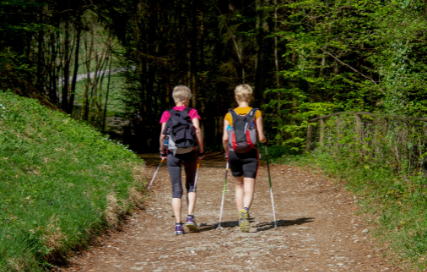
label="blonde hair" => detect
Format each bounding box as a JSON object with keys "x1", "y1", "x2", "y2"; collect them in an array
[
  {"x1": 234, "y1": 84, "x2": 253, "y2": 102},
  {"x1": 172, "y1": 85, "x2": 192, "y2": 103}
]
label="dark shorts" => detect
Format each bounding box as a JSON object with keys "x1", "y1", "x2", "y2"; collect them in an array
[
  {"x1": 167, "y1": 150, "x2": 198, "y2": 198},
  {"x1": 228, "y1": 149, "x2": 259, "y2": 178}
]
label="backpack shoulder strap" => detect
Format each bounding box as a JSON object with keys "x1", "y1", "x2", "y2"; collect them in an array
[
  {"x1": 247, "y1": 108, "x2": 258, "y2": 121},
  {"x1": 166, "y1": 108, "x2": 178, "y2": 127},
  {"x1": 249, "y1": 107, "x2": 258, "y2": 114},
  {"x1": 183, "y1": 107, "x2": 192, "y2": 113},
  {"x1": 181, "y1": 107, "x2": 192, "y2": 120},
  {"x1": 228, "y1": 108, "x2": 238, "y2": 120}
]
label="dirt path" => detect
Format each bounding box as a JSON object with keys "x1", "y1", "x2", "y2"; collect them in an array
[{"x1": 64, "y1": 153, "x2": 401, "y2": 271}]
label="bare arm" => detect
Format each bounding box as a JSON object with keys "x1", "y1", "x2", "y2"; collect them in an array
[
  {"x1": 192, "y1": 118, "x2": 204, "y2": 156},
  {"x1": 256, "y1": 116, "x2": 267, "y2": 143},
  {"x1": 159, "y1": 122, "x2": 166, "y2": 155},
  {"x1": 222, "y1": 119, "x2": 229, "y2": 153}
]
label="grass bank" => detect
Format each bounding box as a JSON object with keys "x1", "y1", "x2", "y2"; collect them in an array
[
  {"x1": 0, "y1": 91, "x2": 146, "y2": 271},
  {"x1": 277, "y1": 150, "x2": 427, "y2": 270}
]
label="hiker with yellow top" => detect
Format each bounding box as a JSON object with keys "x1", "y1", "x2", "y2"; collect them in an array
[{"x1": 222, "y1": 84, "x2": 268, "y2": 232}]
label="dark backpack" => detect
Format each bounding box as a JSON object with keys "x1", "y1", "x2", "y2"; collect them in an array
[
  {"x1": 227, "y1": 108, "x2": 258, "y2": 153},
  {"x1": 163, "y1": 107, "x2": 197, "y2": 150}
]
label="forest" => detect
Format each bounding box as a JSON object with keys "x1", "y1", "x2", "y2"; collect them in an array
[{"x1": 3, "y1": 0, "x2": 427, "y2": 152}]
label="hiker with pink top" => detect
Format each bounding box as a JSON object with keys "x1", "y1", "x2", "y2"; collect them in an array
[{"x1": 159, "y1": 85, "x2": 205, "y2": 235}]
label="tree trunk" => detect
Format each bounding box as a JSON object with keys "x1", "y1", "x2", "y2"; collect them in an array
[
  {"x1": 305, "y1": 124, "x2": 313, "y2": 152},
  {"x1": 319, "y1": 118, "x2": 325, "y2": 147},
  {"x1": 291, "y1": 52, "x2": 298, "y2": 115},
  {"x1": 82, "y1": 31, "x2": 94, "y2": 120},
  {"x1": 255, "y1": 0, "x2": 267, "y2": 104},
  {"x1": 199, "y1": 9, "x2": 206, "y2": 138},
  {"x1": 103, "y1": 55, "x2": 113, "y2": 132},
  {"x1": 48, "y1": 31, "x2": 58, "y2": 103},
  {"x1": 36, "y1": 7, "x2": 44, "y2": 92},
  {"x1": 191, "y1": 0, "x2": 198, "y2": 109},
  {"x1": 69, "y1": 26, "x2": 82, "y2": 114},
  {"x1": 273, "y1": 0, "x2": 282, "y2": 144},
  {"x1": 61, "y1": 19, "x2": 71, "y2": 110}
]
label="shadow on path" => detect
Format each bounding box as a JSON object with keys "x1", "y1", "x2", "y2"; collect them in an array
[
  {"x1": 196, "y1": 221, "x2": 239, "y2": 232},
  {"x1": 256, "y1": 217, "x2": 315, "y2": 232},
  {"x1": 195, "y1": 217, "x2": 314, "y2": 233}
]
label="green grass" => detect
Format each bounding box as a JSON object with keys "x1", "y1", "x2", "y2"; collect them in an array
[
  {"x1": 278, "y1": 150, "x2": 427, "y2": 270},
  {"x1": 0, "y1": 91, "x2": 146, "y2": 271}
]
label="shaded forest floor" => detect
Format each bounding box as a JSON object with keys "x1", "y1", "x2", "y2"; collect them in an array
[{"x1": 62, "y1": 153, "x2": 402, "y2": 271}]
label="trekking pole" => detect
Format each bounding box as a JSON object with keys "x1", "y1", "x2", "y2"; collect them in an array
[
  {"x1": 147, "y1": 158, "x2": 164, "y2": 189},
  {"x1": 264, "y1": 144, "x2": 278, "y2": 230},
  {"x1": 217, "y1": 162, "x2": 229, "y2": 230},
  {"x1": 192, "y1": 159, "x2": 201, "y2": 192}
]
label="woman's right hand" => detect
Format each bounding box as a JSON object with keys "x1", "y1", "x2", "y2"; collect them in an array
[{"x1": 262, "y1": 135, "x2": 269, "y2": 144}]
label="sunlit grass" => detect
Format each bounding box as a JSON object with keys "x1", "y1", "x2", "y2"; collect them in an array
[{"x1": 0, "y1": 91, "x2": 146, "y2": 271}]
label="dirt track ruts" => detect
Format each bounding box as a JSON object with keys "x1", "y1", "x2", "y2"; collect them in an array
[{"x1": 63, "y1": 153, "x2": 401, "y2": 271}]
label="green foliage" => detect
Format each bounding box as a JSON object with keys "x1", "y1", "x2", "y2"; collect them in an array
[
  {"x1": 0, "y1": 49, "x2": 35, "y2": 94},
  {"x1": 265, "y1": 0, "x2": 427, "y2": 151},
  {"x1": 0, "y1": 91, "x2": 145, "y2": 271},
  {"x1": 287, "y1": 114, "x2": 427, "y2": 269},
  {"x1": 259, "y1": 144, "x2": 298, "y2": 162}
]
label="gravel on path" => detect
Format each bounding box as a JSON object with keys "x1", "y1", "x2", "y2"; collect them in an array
[{"x1": 63, "y1": 152, "x2": 401, "y2": 272}]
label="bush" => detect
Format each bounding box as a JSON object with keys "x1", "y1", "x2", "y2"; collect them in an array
[{"x1": 289, "y1": 114, "x2": 427, "y2": 270}]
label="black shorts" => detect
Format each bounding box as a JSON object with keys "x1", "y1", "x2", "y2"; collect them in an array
[{"x1": 228, "y1": 149, "x2": 259, "y2": 178}]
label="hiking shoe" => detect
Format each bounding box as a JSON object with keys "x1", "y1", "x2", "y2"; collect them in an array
[
  {"x1": 239, "y1": 208, "x2": 250, "y2": 232},
  {"x1": 186, "y1": 216, "x2": 200, "y2": 232},
  {"x1": 174, "y1": 224, "x2": 184, "y2": 235}
]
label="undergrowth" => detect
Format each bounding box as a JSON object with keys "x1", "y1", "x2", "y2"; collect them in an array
[
  {"x1": 276, "y1": 150, "x2": 427, "y2": 270},
  {"x1": 0, "y1": 91, "x2": 146, "y2": 271},
  {"x1": 269, "y1": 114, "x2": 427, "y2": 270}
]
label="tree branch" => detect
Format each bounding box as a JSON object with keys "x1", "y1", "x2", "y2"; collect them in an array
[
  {"x1": 57, "y1": 5, "x2": 102, "y2": 14},
  {"x1": 324, "y1": 51, "x2": 385, "y2": 95}
]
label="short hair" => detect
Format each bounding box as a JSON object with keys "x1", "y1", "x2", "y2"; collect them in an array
[
  {"x1": 172, "y1": 85, "x2": 192, "y2": 103},
  {"x1": 234, "y1": 84, "x2": 253, "y2": 102}
]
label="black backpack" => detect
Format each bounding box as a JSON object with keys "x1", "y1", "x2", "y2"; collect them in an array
[{"x1": 163, "y1": 107, "x2": 197, "y2": 149}]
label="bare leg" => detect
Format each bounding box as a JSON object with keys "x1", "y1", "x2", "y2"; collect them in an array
[
  {"x1": 235, "y1": 176, "x2": 256, "y2": 212},
  {"x1": 234, "y1": 176, "x2": 244, "y2": 212},
  {"x1": 187, "y1": 192, "x2": 196, "y2": 215},
  {"x1": 243, "y1": 177, "x2": 255, "y2": 209},
  {"x1": 172, "y1": 198, "x2": 182, "y2": 223}
]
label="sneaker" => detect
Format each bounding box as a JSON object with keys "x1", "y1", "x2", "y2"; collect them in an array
[
  {"x1": 174, "y1": 224, "x2": 184, "y2": 235},
  {"x1": 239, "y1": 208, "x2": 250, "y2": 232},
  {"x1": 186, "y1": 215, "x2": 200, "y2": 232}
]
